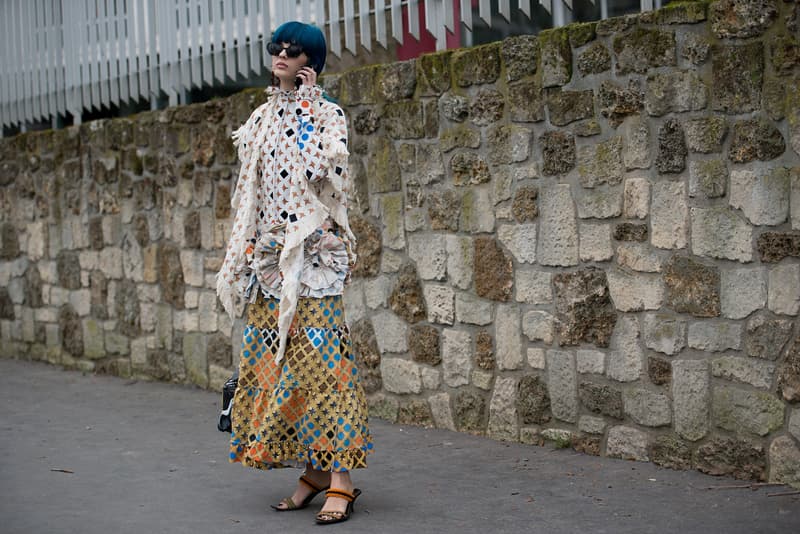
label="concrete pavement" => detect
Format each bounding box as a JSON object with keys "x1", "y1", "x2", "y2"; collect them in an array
[{"x1": 0, "y1": 358, "x2": 798, "y2": 534}]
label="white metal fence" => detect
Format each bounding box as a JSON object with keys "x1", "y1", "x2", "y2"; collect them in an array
[{"x1": 0, "y1": 0, "x2": 658, "y2": 132}]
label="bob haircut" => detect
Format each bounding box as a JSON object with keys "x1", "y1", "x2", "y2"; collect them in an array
[{"x1": 271, "y1": 21, "x2": 327, "y2": 75}]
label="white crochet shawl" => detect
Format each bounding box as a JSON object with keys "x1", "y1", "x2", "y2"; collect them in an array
[{"x1": 216, "y1": 85, "x2": 355, "y2": 364}]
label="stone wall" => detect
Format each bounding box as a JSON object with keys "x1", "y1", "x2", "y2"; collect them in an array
[{"x1": 2, "y1": 0, "x2": 800, "y2": 486}]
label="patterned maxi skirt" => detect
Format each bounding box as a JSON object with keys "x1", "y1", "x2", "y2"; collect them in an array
[{"x1": 229, "y1": 294, "x2": 373, "y2": 472}]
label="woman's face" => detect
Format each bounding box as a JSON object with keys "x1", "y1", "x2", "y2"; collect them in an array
[{"x1": 271, "y1": 42, "x2": 310, "y2": 84}]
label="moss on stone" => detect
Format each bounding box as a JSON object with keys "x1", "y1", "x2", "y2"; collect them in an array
[
  {"x1": 383, "y1": 100, "x2": 425, "y2": 139},
  {"x1": 771, "y1": 35, "x2": 800, "y2": 75},
  {"x1": 654, "y1": 1, "x2": 709, "y2": 25},
  {"x1": 613, "y1": 27, "x2": 676, "y2": 75},
  {"x1": 339, "y1": 64, "x2": 380, "y2": 105},
  {"x1": 439, "y1": 124, "x2": 481, "y2": 152},
  {"x1": 568, "y1": 22, "x2": 597, "y2": 47},
  {"x1": 539, "y1": 27, "x2": 572, "y2": 87},
  {"x1": 417, "y1": 49, "x2": 452, "y2": 95},
  {"x1": 451, "y1": 42, "x2": 501, "y2": 87}
]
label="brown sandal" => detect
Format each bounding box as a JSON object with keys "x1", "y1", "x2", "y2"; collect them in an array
[
  {"x1": 270, "y1": 475, "x2": 330, "y2": 511},
  {"x1": 315, "y1": 488, "x2": 362, "y2": 525}
]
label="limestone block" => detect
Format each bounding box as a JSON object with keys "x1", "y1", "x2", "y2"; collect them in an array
[
  {"x1": 343, "y1": 281, "x2": 365, "y2": 324},
  {"x1": 672, "y1": 359, "x2": 709, "y2": 441},
  {"x1": 364, "y1": 276, "x2": 391, "y2": 310},
  {"x1": 789, "y1": 410, "x2": 800, "y2": 442},
  {"x1": 617, "y1": 243, "x2": 663, "y2": 273},
  {"x1": 381, "y1": 194, "x2": 406, "y2": 250},
  {"x1": 643, "y1": 313, "x2": 686, "y2": 355},
  {"x1": 455, "y1": 292, "x2": 492, "y2": 326},
  {"x1": 372, "y1": 311, "x2": 409, "y2": 354},
  {"x1": 547, "y1": 350, "x2": 578, "y2": 423},
  {"x1": 553, "y1": 268, "x2": 617, "y2": 347},
  {"x1": 522, "y1": 311, "x2": 554, "y2": 344},
  {"x1": 442, "y1": 329, "x2": 472, "y2": 387},
  {"x1": 721, "y1": 267, "x2": 767, "y2": 319},
  {"x1": 729, "y1": 117, "x2": 786, "y2": 164},
  {"x1": 607, "y1": 268, "x2": 664, "y2": 312},
  {"x1": 579, "y1": 223, "x2": 613, "y2": 262},
  {"x1": 497, "y1": 223, "x2": 537, "y2": 264},
  {"x1": 540, "y1": 28, "x2": 571, "y2": 87},
  {"x1": 515, "y1": 268, "x2": 552, "y2": 305},
  {"x1": 538, "y1": 184, "x2": 578, "y2": 267},
  {"x1": 645, "y1": 70, "x2": 708, "y2": 117},
  {"x1": 689, "y1": 160, "x2": 727, "y2": 199},
  {"x1": 607, "y1": 315, "x2": 643, "y2": 382},
  {"x1": 730, "y1": 168, "x2": 790, "y2": 226},
  {"x1": 651, "y1": 181, "x2": 687, "y2": 250},
  {"x1": 486, "y1": 124, "x2": 531, "y2": 165},
  {"x1": 712, "y1": 356, "x2": 776, "y2": 390},
  {"x1": 21, "y1": 307, "x2": 34, "y2": 342},
  {"x1": 655, "y1": 119, "x2": 687, "y2": 174},
  {"x1": 173, "y1": 310, "x2": 199, "y2": 332},
  {"x1": 745, "y1": 313, "x2": 794, "y2": 361},
  {"x1": 82, "y1": 319, "x2": 105, "y2": 359},
  {"x1": 69, "y1": 289, "x2": 91, "y2": 317},
  {"x1": 495, "y1": 304, "x2": 523, "y2": 370},
  {"x1": 691, "y1": 207, "x2": 753, "y2": 262},
  {"x1": 577, "y1": 136, "x2": 624, "y2": 188},
  {"x1": 381, "y1": 358, "x2": 422, "y2": 394},
  {"x1": 622, "y1": 116, "x2": 651, "y2": 170},
  {"x1": 474, "y1": 237, "x2": 513, "y2": 302},
  {"x1": 34, "y1": 307, "x2": 58, "y2": 323},
  {"x1": 623, "y1": 388, "x2": 672, "y2": 427},
  {"x1": 540, "y1": 131, "x2": 576, "y2": 175},
  {"x1": 576, "y1": 188, "x2": 623, "y2": 219},
  {"x1": 793, "y1": 168, "x2": 800, "y2": 230},
  {"x1": 459, "y1": 188, "x2": 495, "y2": 233},
  {"x1": 424, "y1": 284, "x2": 455, "y2": 325},
  {"x1": 769, "y1": 436, "x2": 800, "y2": 488},
  {"x1": 179, "y1": 250, "x2": 204, "y2": 288},
  {"x1": 26, "y1": 222, "x2": 46, "y2": 261},
  {"x1": 623, "y1": 177, "x2": 650, "y2": 219},
  {"x1": 578, "y1": 415, "x2": 606, "y2": 435},
  {"x1": 488, "y1": 377, "x2": 520, "y2": 441},
  {"x1": 445, "y1": 235, "x2": 473, "y2": 290},
  {"x1": 606, "y1": 425, "x2": 649, "y2": 461},
  {"x1": 471, "y1": 370, "x2": 494, "y2": 391},
  {"x1": 768, "y1": 263, "x2": 800, "y2": 316},
  {"x1": 408, "y1": 233, "x2": 447, "y2": 280},
  {"x1": 713, "y1": 386, "x2": 785, "y2": 437},
  {"x1": 577, "y1": 349, "x2": 605, "y2": 375},
  {"x1": 139, "y1": 303, "x2": 158, "y2": 332},
  {"x1": 198, "y1": 292, "x2": 218, "y2": 333},
  {"x1": 688, "y1": 321, "x2": 742, "y2": 352},
  {"x1": 711, "y1": 42, "x2": 764, "y2": 113},
  {"x1": 527, "y1": 348, "x2": 545, "y2": 370},
  {"x1": 96, "y1": 248, "x2": 122, "y2": 280},
  {"x1": 428, "y1": 392, "x2": 456, "y2": 431},
  {"x1": 184, "y1": 290, "x2": 199, "y2": 309}
]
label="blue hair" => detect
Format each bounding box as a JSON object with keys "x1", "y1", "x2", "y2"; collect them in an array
[{"x1": 271, "y1": 22, "x2": 327, "y2": 75}]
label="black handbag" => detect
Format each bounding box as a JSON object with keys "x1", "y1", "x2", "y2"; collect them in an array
[{"x1": 217, "y1": 370, "x2": 238, "y2": 433}]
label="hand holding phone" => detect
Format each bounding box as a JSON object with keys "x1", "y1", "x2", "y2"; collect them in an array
[{"x1": 295, "y1": 65, "x2": 317, "y2": 88}]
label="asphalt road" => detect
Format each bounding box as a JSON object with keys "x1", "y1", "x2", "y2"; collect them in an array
[{"x1": 1, "y1": 358, "x2": 798, "y2": 534}]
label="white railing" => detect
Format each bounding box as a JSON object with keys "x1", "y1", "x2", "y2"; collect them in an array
[{"x1": 0, "y1": 0, "x2": 657, "y2": 132}]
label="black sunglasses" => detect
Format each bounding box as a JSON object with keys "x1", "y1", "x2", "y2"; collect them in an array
[{"x1": 267, "y1": 42, "x2": 304, "y2": 58}]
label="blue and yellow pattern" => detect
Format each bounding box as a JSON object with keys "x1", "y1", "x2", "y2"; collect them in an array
[{"x1": 229, "y1": 295, "x2": 373, "y2": 472}]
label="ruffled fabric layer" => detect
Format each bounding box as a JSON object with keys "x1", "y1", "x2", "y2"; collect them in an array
[{"x1": 235, "y1": 224, "x2": 349, "y2": 303}]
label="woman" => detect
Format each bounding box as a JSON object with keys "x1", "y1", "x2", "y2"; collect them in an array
[{"x1": 216, "y1": 21, "x2": 372, "y2": 525}]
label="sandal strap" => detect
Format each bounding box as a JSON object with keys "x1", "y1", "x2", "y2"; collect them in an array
[
  {"x1": 317, "y1": 511, "x2": 345, "y2": 520},
  {"x1": 280, "y1": 497, "x2": 297, "y2": 510},
  {"x1": 298, "y1": 475, "x2": 325, "y2": 493},
  {"x1": 325, "y1": 488, "x2": 355, "y2": 502}
]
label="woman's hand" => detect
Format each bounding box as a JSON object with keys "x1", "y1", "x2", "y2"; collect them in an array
[{"x1": 296, "y1": 66, "x2": 317, "y2": 87}]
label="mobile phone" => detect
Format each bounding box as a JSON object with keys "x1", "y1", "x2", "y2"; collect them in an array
[{"x1": 295, "y1": 63, "x2": 317, "y2": 88}]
